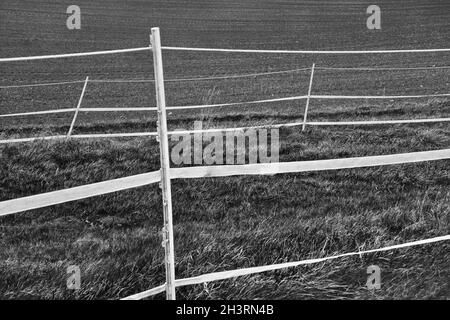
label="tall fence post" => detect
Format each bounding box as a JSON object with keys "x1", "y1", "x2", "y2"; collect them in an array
[
  {"x1": 67, "y1": 76, "x2": 89, "y2": 137},
  {"x1": 302, "y1": 63, "x2": 316, "y2": 131},
  {"x1": 151, "y1": 27, "x2": 176, "y2": 300}
]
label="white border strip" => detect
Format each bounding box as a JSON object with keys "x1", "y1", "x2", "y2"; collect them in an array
[
  {"x1": 162, "y1": 46, "x2": 450, "y2": 54},
  {"x1": 0, "y1": 47, "x2": 151, "y2": 63},
  {"x1": 175, "y1": 235, "x2": 450, "y2": 288},
  {"x1": 0, "y1": 171, "x2": 161, "y2": 217}
]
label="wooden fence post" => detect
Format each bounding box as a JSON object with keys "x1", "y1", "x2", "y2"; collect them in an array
[{"x1": 151, "y1": 27, "x2": 176, "y2": 300}]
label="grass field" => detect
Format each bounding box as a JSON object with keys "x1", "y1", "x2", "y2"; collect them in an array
[{"x1": 0, "y1": 0, "x2": 449, "y2": 299}]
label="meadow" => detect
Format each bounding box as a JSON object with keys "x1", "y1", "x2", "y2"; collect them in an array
[{"x1": 0, "y1": 0, "x2": 449, "y2": 299}]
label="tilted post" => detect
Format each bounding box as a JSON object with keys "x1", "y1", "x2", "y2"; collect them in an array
[
  {"x1": 67, "y1": 76, "x2": 89, "y2": 137},
  {"x1": 151, "y1": 27, "x2": 176, "y2": 300},
  {"x1": 302, "y1": 63, "x2": 316, "y2": 131}
]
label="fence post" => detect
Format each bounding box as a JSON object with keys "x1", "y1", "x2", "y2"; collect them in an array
[
  {"x1": 151, "y1": 27, "x2": 176, "y2": 300},
  {"x1": 67, "y1": 76, "x2": 89, "y2": 137},
  {"x1": 302, "y1": 63, "x2": 315, "y2": 131}
]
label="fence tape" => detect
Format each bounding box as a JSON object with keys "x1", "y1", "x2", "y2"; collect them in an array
[
  {"x1": 307, "y1": 118, "x2": 450, "y2": 126},
  {"x1": 1, "y1": 117, "x2": 449, "y2": 144},
  {"x1": 170, "y1": 149, "x2": 450, "y2": 180},
  {"x1": 123, "y1": 234, "x2": 450, "y2": 299},
  {"x1": 79, "y1": 107, "x2": 158, "y2": 112},
  {"x1": 0, "y1": 109, "x2": 76, "y2": 118},
  {"x1": 316, "y1": 65, "x2": 450, "y2": 71},
  {"x1": 0, "y1": 80, "x2": 85, "y2": 89},
  {"x1": 311, "y1": 93, "x2": 450, "y2": 99},
  {"x1": 175, "y1": 235, "x2": 450, "y2": 288},
  {"x1": 121, "y1": 284, "x2": 166, "y2": 300},
  {"x1": 0, "y1": 171, "x2": 161, "y2": 217},
  {"x1": 3, "y1": 64, "x2": 449, "y2": 88},
  {"x1": 0, "y1": 47, "x2": 151, "y2": 63},
  {"x1": 2, "y1": 149, "x2": 448, "y2": 217},
  {"x1": 166, "y1": 95, "x2": 308, "y2": 110},
  {"x1": 162, "y1": 46, "x2": 450, "y2": 54}
]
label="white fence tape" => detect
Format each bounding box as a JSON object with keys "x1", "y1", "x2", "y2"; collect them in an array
[
  {"x1": 162, "y1": 46, "x2": 450, "y2": 54},
  {"x1": 0, "y1": 47, "x2": 151, "y2": 63},
  {"x1": 122, "y1": 234, "x2": 450, "y2": 299},
  {"x1": 1, "y1": 149, "x2": 448, "y2": 217},
  {"x1": 0, "y1": 80, "x2": 85, "y2": 89},
  {"x1": 1, "y1": 117, "x2": 449, "y2": 145},
  {"x1": 166, "y1": 95, "x2": 308, "y2": 110},
  {"x1": 1, "y1": 45, "x2": 450, "y2": 64},
  {"x1": 79, "y1": 107, "x2": 158, "y2": 112},
  {"x1": 311, "y1": 93, "x2": 450, "y2": 99},
  {"x1": 307, "y1": 118, "x2": 450, "y2": 126},
  {"x1": 0, "y1": 109, "x2": 76, "y2": 118},
  {"x1": 0, "y1": 133, "x2": 159, "y2": 144},
  {"x1": 0, "y1": 171, "x2": 161, "y2": 217},
  {"x1": 170, "y1": 149, "x2": 450, "y2": 180},
  {"x1": 175, "y1": 235, "x2": 450, "y2": 288},
  {"x1": 316, "y1": 66, "x2": 450, "y2": 71},
  {"x1": 3, "y1": 64, "x2": 449, "y2": 89},
  {"x1": 121, "y1": 284, "x2": 166, "y2": 300}
]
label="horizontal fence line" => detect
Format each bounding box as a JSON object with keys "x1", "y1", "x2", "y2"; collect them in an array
[
  {"x1": 170, "y1": 149, "x2": 450, "y2": 180},
  {"x1": 307, "y1": 118, "x2": 450, "y2": 125},
  {"x1": 122, "y1": 234, "x2": 450, "y2": 300},
  {"x1": 168, "y1": 117, "x2": 450, "y2": 135},
  {"x1": 0, "y1": 171, "x2": 161, "y2": 217},
  {"x1": 0, "y1": 47, "x2": 151, "y2": 63},
  {"x1": 2, "y1": 45, "x2": 450, "y2": 63},
  {"x1": 166, "y1": 95, "x2": 308, "y2": 110},
  {"x1": 174, "y1": 235, "x2": 450, "y2": 289},
  {"x1": 121, "y1": 284, "x2": 166, "y2": 300},
  {"x1": 0, "y1": 109, "x2": 77, "y2": 118},
  {"x1": 316, "y1": 65, "x2": 450, "y2": 71},
  {"x1": 311, "y1": 93, "x2": 450, "y2": 99},
  {"x1": 3, "y1": 64, "x2": 450, "y2": 88},
  {"x1": 167, "y1": 93, "x2": 450, "y2": 110},
  {"x1": 0, "y1": 80, "x2": 85, "y2": 89},
  {"x1": 79, "y1": 107, "x2": 158, "y2": 112},
  {"x1": 162, "y1": 46, "x2": 450, "y2": 54},
  {"x1": 0, "y1": 133, "x2": 158, "y2": 144},
  {"x1": 2, "y1": 90, "x2": 449, "y2": 119},
  {"x1": 91, "y1": 67, "x2": 313, "y2": 83},
  {"x1": 0, "y1": 135, "x2": 68, "y2": 144},
  {"x1": 1, "y1": 149, "x2": 448, "y2": 217},
  {"x1": 1, "y1": 117, "x2": 449, "y2": 144}
]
